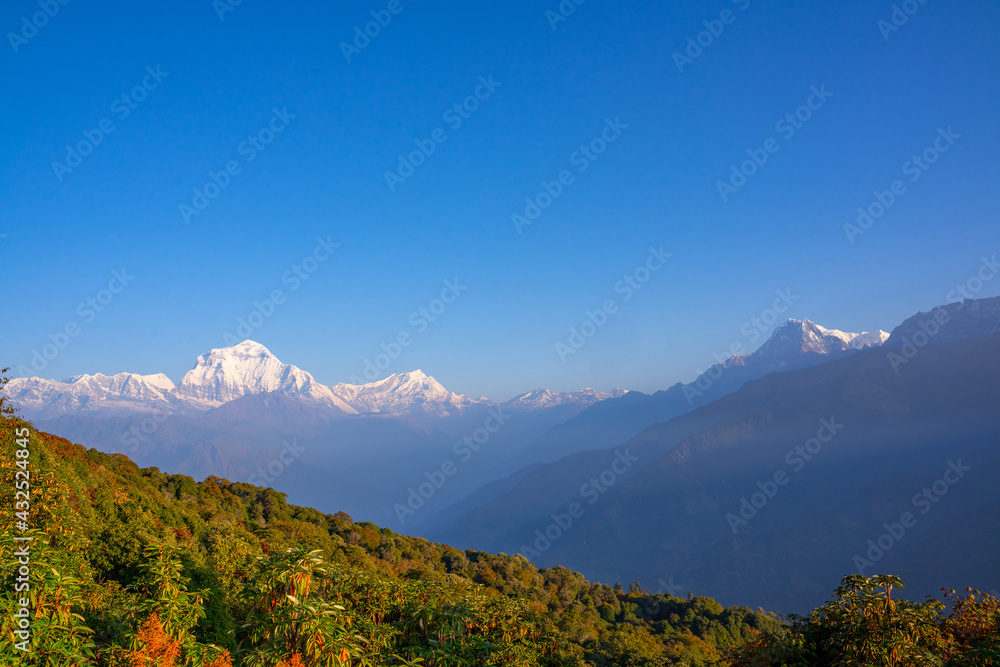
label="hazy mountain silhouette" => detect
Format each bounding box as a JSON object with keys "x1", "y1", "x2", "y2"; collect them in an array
[{"x1": 427, "y1": 300, "x2": 1000, "y2": 612}]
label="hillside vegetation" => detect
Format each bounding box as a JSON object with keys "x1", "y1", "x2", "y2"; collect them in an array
[
  {"x1": 0, "y1": 408, "x2": 782, "y2": 666},
  {"x1": 1, "y1": 376, "x2": 997, "y2": 665}
]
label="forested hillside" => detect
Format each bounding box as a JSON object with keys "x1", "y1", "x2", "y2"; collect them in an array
[
  {"x1": 2, "y1": 378, "x2": 998, "y2": 665},
  {"x1": 0, "y1": 405, "x2": 781, "y2": 666}
]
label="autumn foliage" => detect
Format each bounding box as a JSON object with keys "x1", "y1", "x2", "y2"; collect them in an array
[{"x1": 130, "y1": 613, "x2": 181, "y2": 667}]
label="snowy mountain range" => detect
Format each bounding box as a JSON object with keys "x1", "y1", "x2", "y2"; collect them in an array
[
  {"x1": 488, "y1": 317, "x2": 893, "y2": 467},
  {"x1": 1, "y1": 316, "x2": 905, "y2": 528},
  {"x1": 4, "y1": 319, "x2": 892, "y2": 422},
  {"x1": 754, "y1": 318, "x2": 889, "y2": 359},
  {"x1": 3, "y1": 371, "x2": 184, "y2": 420},
  {"x1": 503, "y1": 388, "x2": 629, "y2": 412},
  {"x1": 4, "y1": 340, "x2": 626, "y2": 420}
]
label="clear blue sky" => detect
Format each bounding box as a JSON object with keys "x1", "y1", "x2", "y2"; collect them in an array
[{"x1": 2, "y1": 0, "x2": 998, "y2": 401}]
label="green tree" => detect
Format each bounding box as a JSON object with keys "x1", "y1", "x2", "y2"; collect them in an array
[
  {"x1": 813, "y1": 575, "x2": 945, "y2": 666},
  {"x1": 0, "y1": 367, "x2": 18, "y2": 419},
  {"x1": 237, "y1": 549, "x2": 363, "y2": 667},
  {"x1": 0, "y1": 529, "x2": 97, "y2": 666}
]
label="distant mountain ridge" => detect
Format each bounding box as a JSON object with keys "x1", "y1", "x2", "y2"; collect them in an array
[
  {"x1": 5, "y1": 316, "x2": 889, "y2": 424},
  {"x1": 5, "y1": 340, "x2": 627, "y2": 421},
  {"x1": 424, "y1": 298, "x2": 1000, "y2": 612},
  {"x1": 329, "y1": 371, "x2": 484, "y2": 418},
  {"x1": 1, "y1": 315, "x2": 900, "y2": 529},
  {"x1": 4, "y1": 371, "x2": 188, "y2": 420},
  {"x1": 3, "y1": 340, "x2": 633, "y2": 525},
  {"x1": 489, "y1": 317, "x2": 891, "y2": 468},
  {"x1": 884, "y1": 296, "x2": 1000, "y2": 347},
  {"x1": 503, "y1": 388, "x2": 630, "y2": 412}
]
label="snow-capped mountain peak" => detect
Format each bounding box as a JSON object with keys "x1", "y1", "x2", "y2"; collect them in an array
[
  {"x1": 178, "y1": 341, "x2": 283, "y2": 402},
  {"x1": 329, "y1": 370, "x2": 486, "y2": 417},
  {"x1": 502, "y1": 387, "x2": 629, "y2": 412},
  {"x1": 177, "y1": 341, "x2": 356, "y2": 413},
  {"x1": 137, "y1": 373, "x2": 176, "y2": 392},
  {"x1": 755, "y1": 319, "x2": 889, "y2": 358},
  {"x1": 801, "y1": 318, "x2": 889, "y2": 351}
]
